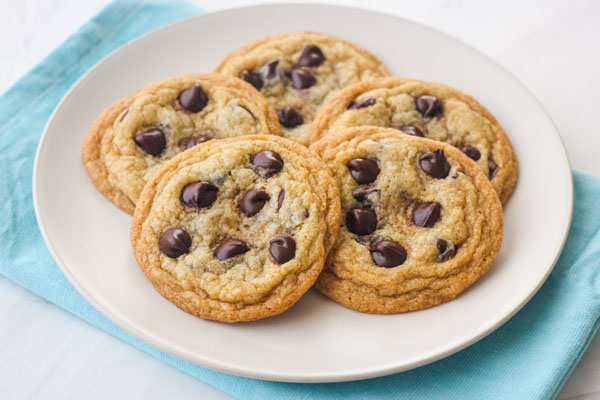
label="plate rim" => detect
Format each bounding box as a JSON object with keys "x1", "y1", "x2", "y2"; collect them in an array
[{"x1": 32, "y1": 3, "x2": 574, "y2": 383}]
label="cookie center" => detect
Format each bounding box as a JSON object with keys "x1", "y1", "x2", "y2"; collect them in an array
[{"x1": 148, "y1": 146, "x2": 321, "y2": 303}]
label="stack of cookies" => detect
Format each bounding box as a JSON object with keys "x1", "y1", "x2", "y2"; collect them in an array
[{"x1": 82, "y1": 32, "x2": 516, "y2": 323}]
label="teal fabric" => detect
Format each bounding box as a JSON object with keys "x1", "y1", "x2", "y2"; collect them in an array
[{"x1": 1, "y1": 1, "x2": 599, "y2": 398}]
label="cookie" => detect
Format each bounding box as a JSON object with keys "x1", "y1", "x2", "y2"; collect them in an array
[
  {"x1": 310, "y1": 77, "x2": 518, "y2": 203},
  {"x1": 82, "y1": 73, "x2": 282, "y2": 214},
  {"x1": 309, "y1": 127, "x2": 503, "y2": 314},
  {"x1": 215, "y1": 31, "x2": 389, "y2": 146},
  {"x1": 130, "y1": 135, "x2": 341, "y2": 322}
]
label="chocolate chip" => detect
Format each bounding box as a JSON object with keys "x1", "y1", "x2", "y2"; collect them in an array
[
  {"x1": 420, "y1": 150, "x2": 450, "y2": 178},
  {"x1": 239, "y1": 70, "x2": 263, "y2": 91},
  {"x1": 352, "y1": 186, "x2": 379, "y2": 202},
  {"x1": 488, "y1": 157, "x2": 498, "y2": 179},
  {"x1": 276, "y1": 107, "x2": 304, "y2": 128},
  {"x1": 255, "y1": 60, "x2": 281, "y2": 87},
  {"x1": 415, "y1": 95, "x2": 443, "y2": 118},
  {"x1": 159, "y1": 228, "x2": 192, "y2": 258},
  {"x1": 348, "y1": 98, "x2": 376, "y2": 110},
  {"x1": 214, "y1": 239, "x2": 249, "y2": 261},
  {"x1": 298, "y1": 45, "x2": 325, "y2": 67},
  {"x1": 347, "y1": 208, "x2": 377, "y2": 235},
  {"x1": 269, "y1": 235, "x2": 296, "y2": 264},
  {"x1": 412, "y1": 202, "x2": 441, "y2": 227},
  {"x1": 437, "y1": 239, "x2": 456, "y2": 262},
  {"x1": 181, "y1": 181, "x2": 218, "y2": 209},
  {"x1": 134, "y1": 129, "x2": 166, "y2": 156},
  {"x1": 347, "y1": 158, "x2": 380, "y2": 184},
  {"x1": 266, "y1": 60, "x2": 280, "y2": 80},
  {"x1": 291, "y1": 69, "x2": 316, "y2": 89},
  {"x1": 370, "y1": 240, "x2": 407, "y2": 268},
  {"x1": 178, "y1": 136, "x2": 212, "y2": 150},
  {"x1": 277, "y1": 190, "x2": 285, "y2": 210},
  {"x1": 251, "y1": 151, "x2": 284, "y2": 173},
  {"x1": 460, "y1": 145, "x2": 481, "y2": 161},
  {"x1": 399, "y1": 125, "x2": 424, "y2": 137},
  {"x1": 179, "y1": 84, "x2": 208, "y2": 113},
  {"x1": 239, "y1": 189, "x2": 270, "y2": 216}
]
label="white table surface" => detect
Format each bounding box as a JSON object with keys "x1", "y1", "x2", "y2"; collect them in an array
[{"x1": 1, "y1": 0, "x2": 599, "y2": 399}]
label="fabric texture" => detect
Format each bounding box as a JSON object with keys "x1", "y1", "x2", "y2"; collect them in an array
[{"x1": 1, "y1": 1, "x2": 599, "y2": 399}]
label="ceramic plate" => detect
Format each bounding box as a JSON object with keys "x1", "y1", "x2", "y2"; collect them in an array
[{"x1": 33, "y1": 4, "x2": 572, "y2": 382}]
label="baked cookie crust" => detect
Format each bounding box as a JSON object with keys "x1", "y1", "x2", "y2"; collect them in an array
[
  {"x1": 310, "y1": 127, "x2": 503, "y2": 314},
  {"x1": 310, "y1": 77, "x2": 518, "y2": 203},
  {"x1": 215, "y1": 31, "x2": 389, "y2": 146},
  {"x1": 82, "y1": 73, "x2": 281, "y2": 214},
  {"x1": 131, "y1": 135, "x2": 341, "y2": 322}
]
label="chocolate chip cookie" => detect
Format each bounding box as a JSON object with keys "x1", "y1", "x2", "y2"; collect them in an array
[
  {"x1": 130, "y1": 135, "x2": 341, "y2": 322},
  {"x1": 310, "y1": 77, "x2": 518, "y2": 203},
  {"x1": 82, "y1": 74, "x2": 282, "y2": 214},
  {"x1": 215, "y1": 32, "x2": 389, "y2": 146},
  {"x1": 309, "y1": 127, "x2": 503, "y2": 314}
]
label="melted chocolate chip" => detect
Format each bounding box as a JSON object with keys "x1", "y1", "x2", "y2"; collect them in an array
[
  {"x1": 399, "y1": 125, "x2": 424, "y2": 137},
  {"x1": 159, "y1": 228, "x2": 192, "y2": 258},
  {"x1": 298, "y1": 45, "x2": 325, "y2": 67},
  {"x1": 239, "y1": 189, "x2": 270, "y2": 216},
  {"x1": 179, "y1": 84, "x2": 208, "y2": 113},
  {"x1": 269, "y1": 235, "x2": 296, "y2": 264},
  {"x1": 214, "y1": 239, "x2": 249, "y2": 261},
  {"x1": 180, "y1": 181, "x2": 218, "y2": 209},
  {"x1": 276, "y1": 107, "x2": 304, "y2": 128},
  {"x1": 239, "y1": 70, "x2": 263, "y2": 91},
  {"x1": 134, "y1": 129, "x2": 166, "y2": 156},
  {"x1": 265, "y1": 60, "x2": 280, "y2": 80},
  {"x1": 415, "y1": 95, "x2": 443, "y2": 118},
  {"x1": 370, "y1": 240, "x2": 407, "y2": 268},
  {"x1": 420, "y1": 150, "x2": 450, "y2": 178},
  {"x1": 412, "y1": 202, "x2": 441, "y2": 227},
  {"x1": 347, "y1": 158, "x2": 380, "y2": 184},
  {"x1": 254, "y1": 60, "x2": 281, "y2": 87},
  {"x1": 251, "y1": 151, "x2": 284, "y2": 173},
  {"x1": 291, "y1": 69, "x2": 316, "y2": 89},
  {"x1": 347, "y1": 208, "x2": 377, "y2": 235},
  {"x1": 277, "y1": 190, "x2": 285, "y2": 210},
  {"x1": 488, "y1": 157, "x2": 498, "y2": 179},
  {"x1": 460, "y1": 145, "x2": 481, "y2": 161},
  {"x1": 352, "y1": 186, "x2": 379, "y2": 202},
  {"x1": 437, "y1": 239, "x2": 456, "y2": 262},
  {"x1": 178, "y1": 135, "x2": 212, "y2": 150},
  {"x1": 348, "y1": 98, "x2": 376, "y2": 110}
]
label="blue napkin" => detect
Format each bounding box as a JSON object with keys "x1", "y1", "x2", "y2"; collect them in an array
[{"x1": 1, "y1": 1, "x2": 599, "y2": 398}]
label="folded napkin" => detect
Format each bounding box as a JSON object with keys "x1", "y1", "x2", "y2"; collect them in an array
[{"x1": 1, "y1": 1, "x2": 599, "y2": 399}]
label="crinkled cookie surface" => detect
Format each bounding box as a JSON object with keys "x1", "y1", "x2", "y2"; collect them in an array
[{"x1": 310, "y1": 127, "x2": 503, "y2": 314}]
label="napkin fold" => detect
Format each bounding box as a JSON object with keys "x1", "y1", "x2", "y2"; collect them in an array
[{"x1": 1, "y1": 1, "x2": 599, "y2": 399}]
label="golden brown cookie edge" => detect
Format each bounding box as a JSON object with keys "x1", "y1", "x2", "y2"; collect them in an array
[
  {"x1": 214, "y1": 31, "x2": 389, "y2": 77},
  {"x1": 81, "y1": 93, "x2": 138, "y2": 214}
]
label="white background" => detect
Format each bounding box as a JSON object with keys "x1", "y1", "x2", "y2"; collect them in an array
[{"x1": 1, "y1": 0, "x2": 599, "y2": 399}]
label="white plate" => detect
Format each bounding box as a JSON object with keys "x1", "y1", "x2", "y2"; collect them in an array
[{"x1": 33, "y1": 4, "x2": 572, "y2": 383}]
